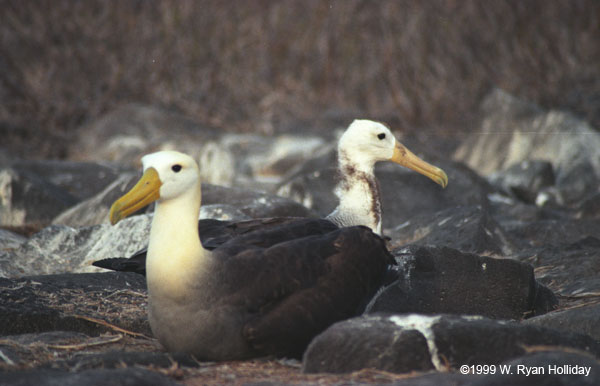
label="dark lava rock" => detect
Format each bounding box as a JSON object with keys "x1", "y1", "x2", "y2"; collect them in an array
[
  {"x1": 489, "y1": 160, "x2": 555, "y2": 204},
  {"x1": 0, "y1": 272, "x2": 149, "y2": 336},
  {"x1": 531, "y1": 245, "x2": 600, "y2": 298},
  {"x1": 52, "y1": 172, "x2": 139, "y2": 227},
  {"x1": 302, "y1": 314, "x2": 600, "y2": 375},
  {"x1": 367, "y1": 246, "x2": 557, "y2": 319},
  {"x1": 507, "y1": 227, "x2": 600, "y2": 297},
  {"x1": 0, "y1": 167, "x2": 78, "y2": 228},
  {"x1": 489, "y1": 185, "x2": 600, "y2": 237},
  {"x1": 575, "y1": 191, "x2": 600, "y2": 219},
  {"x1": 470, "y1": 351, "x2": 600, "y2": 386},
  {"x1": 504, "y1": 218, "x2": 600, "y2": 250},
  {"x1": 387, "y1": 205, "x2": 515, "y2": 256},
  {"x1": 487, "y1": 185, "x2": 600, "y2": 300},
  {"x1": 45, "y1": 351, "x2": 199, "y2": 371},
  {"x1": 277, "y1": 156, "x2": 492, "y2": 231},
  {"x1": 302, "y1": 315, "x2": 436, "y2": 374},
  {"x1": 554, "y1": 159, "x2": 600, "y2": 207},
  {"x1": 431, "y1": 315, "x2": 599, "y2": 367},
  {"x1": 11, "y1": 159, "x2": 128, "y2": 202},
  {"x1": 0, "y1": 368, "x2": 178, "y2": 386},
  {"x1": 487, "y1": 191, "x2": 571, "y2": 227},
  {"x1": 523, "y1": 303, "x2": 600, "y2": 342}
]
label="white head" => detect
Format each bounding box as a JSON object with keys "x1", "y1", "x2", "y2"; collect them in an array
[
  {"x1": 110, "y1": 150, "x2": 201, "y2": 224},
  {"x1": 338, "y1": 120, "x2": 397, "y2": 167},
  {"x1": 337, "y1": 119, "x2": 448, "y2": 187},
  {"x1": 141, "y1": 151, "x2": 200, "y2": 202}
]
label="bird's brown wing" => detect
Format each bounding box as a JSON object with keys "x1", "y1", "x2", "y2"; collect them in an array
[{"x1": 213, "y1": 225, "x2": 393, "y2": 358}]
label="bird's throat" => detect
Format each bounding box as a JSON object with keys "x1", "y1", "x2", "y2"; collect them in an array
[
  {"x1": 146, "y1": 183, "x2": 209, "y2": 298},
  {"x1": 328, "y1": 158, "x2": 382, "y2": 234}
]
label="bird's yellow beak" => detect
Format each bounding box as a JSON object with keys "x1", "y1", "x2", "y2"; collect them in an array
[
  {"x1": 391, "y1": 142, "x2": 448, "y2": 188},
  {"x1": 109, "y1": 167, "x2": 162, "y2": 225}
]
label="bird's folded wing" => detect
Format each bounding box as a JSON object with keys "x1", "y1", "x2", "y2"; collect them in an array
[{"x1": 215, "y1": 226, "x2": 392, "y2": 357}]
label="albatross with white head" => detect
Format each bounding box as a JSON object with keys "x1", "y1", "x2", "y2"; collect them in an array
[
  {"x1": 109, "y1": 150, "x2": 393, "y2": 359},
  {"x1": 327, "y1": 119, "x2": 447, "y2": 234}
]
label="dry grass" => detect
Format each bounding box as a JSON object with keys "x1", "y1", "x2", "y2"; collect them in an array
[{"x1": 1, "y1": 0, "x2": 599, "y2": 158}]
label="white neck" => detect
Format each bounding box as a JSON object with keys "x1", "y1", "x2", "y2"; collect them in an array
[
  {"x1": 146, "y1": 178, "x2": 209, "y2": 299},
  {"x1": 326, "y1": 150, "x2": 382, "y2": 234}
]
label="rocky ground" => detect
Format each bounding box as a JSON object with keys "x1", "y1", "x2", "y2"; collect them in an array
[{"x1": 1, "y1": 89, "x2": 600, "y2": 385}]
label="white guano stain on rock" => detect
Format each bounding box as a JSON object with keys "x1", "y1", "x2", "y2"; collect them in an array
[{"x1": 388, "y1": 314, "x2": 443, "y2": 371}]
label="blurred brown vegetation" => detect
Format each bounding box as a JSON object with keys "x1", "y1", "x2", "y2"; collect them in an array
[{"x1": 1, "y1": 0, "x2": 599, "y2": 158}]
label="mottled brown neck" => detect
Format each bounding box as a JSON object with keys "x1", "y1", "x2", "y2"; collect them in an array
[{"x1": 327, "y1": 150, "x2": 382, "y2": 233}]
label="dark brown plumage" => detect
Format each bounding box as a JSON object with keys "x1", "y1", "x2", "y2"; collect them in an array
[{"x1": 208, "y1": 223, "x2": 392, "y2": 358}]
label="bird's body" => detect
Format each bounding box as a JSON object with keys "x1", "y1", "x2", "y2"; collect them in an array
[
  {"x1": 149, "y1": 222, "x2": 389, "y2": 359},
  {"x1": 108, "y1": 150, "x2": 393, "y2": 359},
  {"x1": 94, "y1": 120, "x2": 447, "y2": 276}
]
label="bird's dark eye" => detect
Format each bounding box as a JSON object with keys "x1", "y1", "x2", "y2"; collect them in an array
[
  {"x1": 377, "y1": 133, "x2": 386, "y2": 140},
  {"x1": 172, "y1": 165, "x2": 182, "y2": 172}
]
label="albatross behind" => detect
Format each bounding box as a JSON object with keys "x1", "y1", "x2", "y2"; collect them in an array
[{"x1": 94, "y1": 120, "x2": 447, "y2": 275}]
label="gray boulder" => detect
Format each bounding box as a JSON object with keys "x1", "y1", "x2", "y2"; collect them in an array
[
  {"x1": 0, "y1": 167, "x2": 78, "y2": 228},
  {"x1": 302, "y1": 314, "x2": 600, "y2": 374},
  {"x1": 454, "y1": 89, "x2": 600, "y2": 207},
  {"x1": 52, "y1": 172, "x2": 139, "y2": 227},
  {"x1": 387, "y1": 205, "x2": 515, "y2": 256},
  {"x1": 68, "y1": 104, "x2": 329, "y2": 189},
  {"x1": 10, "y1": 160, "x2": 126, "y2": 202},
  {"x1": 0, "y1": 228, "x2": 26, "y2": 250},
  {"x1": 523, "y1": 303, "x2": 600, "y2": 342},
  {"x1": 0, "y1": 215, "x2": 152, "y2": 277},
  {"x1": 220, "y1": 133, "x2": 329, "y2": 188},
  {"x1": 507, "y1": 225, "x2": 600, "y2": 297},
  {"x1": 304, "y1": 315, "x2": 436, "y2": 374},
  {"x1": 489, "y1": 160, "x2": 555, "y2": 204},
  {"x1": 69, "y1": 103, "x2": 217, "y2": 167},
  {"x1": 367, "y1": 246, "x2": 557, "y2": 319},
  {"x1": 0, "y1": 160, "x2": 131, "y2": 229}
]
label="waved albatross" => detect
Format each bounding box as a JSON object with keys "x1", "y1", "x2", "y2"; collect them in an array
[
  {"x1": 94, "y1": 119, "x2": 447, "y2": 274},
  {"x1": 109, "y1": 150, "x2": 394, "y2": 359}
]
